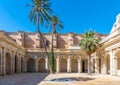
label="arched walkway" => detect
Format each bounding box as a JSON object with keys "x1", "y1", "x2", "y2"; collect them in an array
[
  {"x1": 38, "y1": 58, "x2": 46, "y2": 73},
  {"x1": 6, "y1": 53, "x2": 11, "y2": 74},
  {"x1": 60, "y1": 59, "x2": 67, "y2": 72},
  {"x1": 71, "y1": 59, "x2": 78, "y2": 72},
  {"x1": 27, "y1": 58, "x2": 35, "y2": 72}
]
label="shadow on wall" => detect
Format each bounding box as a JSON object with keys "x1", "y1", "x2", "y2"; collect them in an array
[
  {"x1": 24, "y1": 33, "x2": 35, "y2": 48},
  {"x1": 57, "y1": 35, "x2": 67, "y2": 48}
]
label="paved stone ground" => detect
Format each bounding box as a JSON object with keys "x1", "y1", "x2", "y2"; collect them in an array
[
  {"x1": 0, "y1": 73, "x2": 120, "y2": 85},
  {"x1": 0, "y1": 73, "x2": 48, "y2": 85}
]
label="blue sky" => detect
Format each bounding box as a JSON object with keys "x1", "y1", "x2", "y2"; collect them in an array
[{"x1": 0, "y1": 0, "x2": 120, "y2": 34}]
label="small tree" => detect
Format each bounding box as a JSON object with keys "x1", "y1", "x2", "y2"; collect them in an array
[
  {"x1": 50, "y1": 45, "x2": 54, "y2": 73},
  {"x1": 79, "y1": 29, "x2": 100, "y2": 75}
]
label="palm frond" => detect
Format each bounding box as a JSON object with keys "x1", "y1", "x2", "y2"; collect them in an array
[
  {"x1": 79, "y1": 29, "x2": 100, "y2": 55},
  {"x1": 26, "y1": 0, "x2": 53, "y2": 25}
]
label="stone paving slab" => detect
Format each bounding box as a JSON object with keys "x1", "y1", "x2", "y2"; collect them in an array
[{"x1": 0, "y1": 73, "x2": 120, "y2": 85}]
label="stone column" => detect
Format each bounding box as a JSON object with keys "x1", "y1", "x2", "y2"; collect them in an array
[
  {"x1": 21, "y1": 57, "x2": 23, "y2": 72},
  {"x1": 35, "y1": 57, "x2": 38, "y2": 72},
  {"x1": 19, "y1": 55, "x2": 21, "y2": 73},
  {"x1": 67, "y1": 56, "x2": 71, "y2": 73},
  {"x1": 10, "y1": 51, "x2": 13, "y2": 74},
  {"x1": 45, "y1": 57, "x2": 49, "y2": 71},
  {"x1": 101, "y1": 56, "x2": 107, "y2": 74},
  {"x1": 16, "y1": 54, "x2": 21, "y2": 73},
  {"x1": 95, "y1": 58, "x2": 100, "y2": 74},
  {"x1": 113, "y1": 54, "x2": 117, "y2": 76},
  {"x1": 56, "y1": 57, "x2": 60, "y2": 73},
  {"x1": 22, "y1": 57, "x2": 27, "y2": 73},
  {"x1": 110, "y1": 51, "x2": 114, "y2": 76},
  {"x1": 1, "y1": 47, "x2": 6, "y2": 75},
  {"x1": 78, "y1": 57, "x2": 82, "y2": 73},
  {"x1": 35, "y1": 61, "x2": 38, "y2": 72},
  {"x1": 11, "y1": 51, "x2": 15, "y2": 74}
]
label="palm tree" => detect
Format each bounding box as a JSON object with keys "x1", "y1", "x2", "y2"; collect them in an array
[
  {"x1": 79, "y1": 29, "x2": 100, "y2": 75},
  {"x1": 48, "y1": 15, "x2": 64, "y2": 73},
  {"x1": 26, "y1": 0, "x2": 53, "y2": 73}
]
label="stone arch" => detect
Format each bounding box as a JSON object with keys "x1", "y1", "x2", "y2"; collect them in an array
[
  {"x1": 38, "y1": 58, "x2": 46, "y2": 73},
  {"x1": 15, "y1": 55, "x2": 19, "y2": 73},
  {"x1": 6, "y1": 52, "x2": 11, "y2": 74},
  {"x1": 27, "y1": 58, "x2": 35, "y2": 72},
  {"x1": 71, "y1": 59, "x2": 78, "y2": 72},
  {"x1": 60, "y1": 58, "x2": 67, "y2": 72},
  {"x1": 21, "y1": 57, "x2": 24, "y2": 72}
]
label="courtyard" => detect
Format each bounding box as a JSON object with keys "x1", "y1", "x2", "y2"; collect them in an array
[{"x1": 0, "y1": 73, "x2": 120, "y2": 85}]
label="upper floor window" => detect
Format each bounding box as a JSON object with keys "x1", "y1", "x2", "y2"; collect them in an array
[{"x1": 46, "y1": 41, "x2": 49, "y2": 47}]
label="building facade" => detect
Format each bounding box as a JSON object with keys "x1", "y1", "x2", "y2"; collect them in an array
[{"x1": 0, "y1": 14, "x2": 120, "y2": 76}]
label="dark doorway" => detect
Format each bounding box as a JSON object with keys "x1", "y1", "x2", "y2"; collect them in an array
[
  {"x1": 27, "y1": 58, "x2": 35, "y2": 72},
  {"x1": 82, "y1": 60, "x2": 85, "y2": 72}
]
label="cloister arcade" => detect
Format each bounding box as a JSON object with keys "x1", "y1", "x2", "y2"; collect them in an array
[{"x1": 25, "y1": 54, "x2": 88, "y2": 73}]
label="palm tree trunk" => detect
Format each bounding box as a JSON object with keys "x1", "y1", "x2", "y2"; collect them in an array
[
  {"x1": 88, "y1": 54, "x2": 91, "y2": 75},
  {"x1": 50, "y1": 33, "x2": 54, "y2": 73},
  {"x1": 37, "y1": 13, "x2": 52, "y2": 73}
]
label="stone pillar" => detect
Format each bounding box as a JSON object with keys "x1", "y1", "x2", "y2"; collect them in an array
[
  {"x1": 9, "y1": 51, "x2": 13, "y2": 74},
  {"x1": 35, "y1": 57, "x2": 38, "y2": 72},
  {"x1": 56, "y1": 57, "x2": 60, "y2": 73},
  {"x1": 95, "y1": 58, "x2": 100, "y2": 74},
  {"x1": 1, "y1": 47, "x2": 6, "y2": 75},
  {"x1": 19, "y1": 55, "x2": 21, "y2": 73},
  {"x1": 45, "y1": 57, "x2": 49, "y2": 71},
  {"x1": 15, "y1": 54, "x2": 21, "y2": 73},
  {"x1": 101, "y1": 56, "x2": 107, "y2": 74},
  {"x1": 23, "y1": 57, "x2": 27, "y2": 73},
  {"x1": 21, "y1": 57, "x2": 23, "y2": 72},
  {"x1": 67, "y1": 56, "x2": 71, "y2": 73},
  {"x1": 11, "y1": 51, "x2": 14, "y2": 74},
  {"x1": 113, "y1": 58, "x2": 117, "y2": 76},
  {"x1": 78, "y1": 57, "x2": 82, "y2": 73},
  {"x1": 113, "y1": 54, "x2": 117, "y2": 76},
  {"x1": 35, "y1": 58, "x2": 38, "y2": 73},
  {"x1": 110, "y1": 51, "x2": 114, "y2": 76}
]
